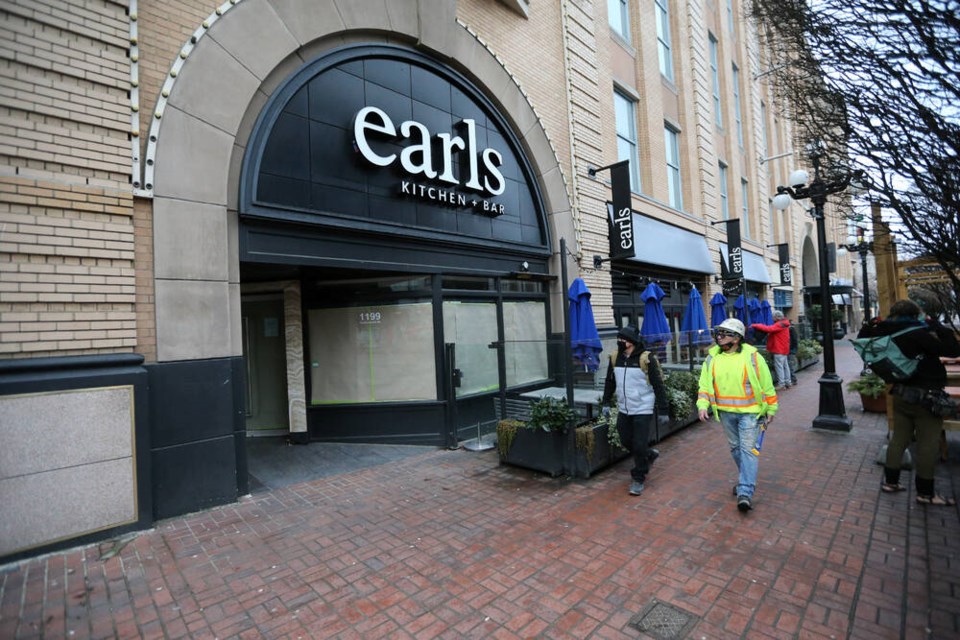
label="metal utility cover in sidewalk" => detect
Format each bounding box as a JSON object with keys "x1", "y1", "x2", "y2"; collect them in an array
[{"x1": 628, "y1": 599, "x2": 700, "y2": 639}]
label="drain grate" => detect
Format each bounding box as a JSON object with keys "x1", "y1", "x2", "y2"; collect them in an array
[{"x1": 628, "y1": 599, "x2": 699, "y2": 640}]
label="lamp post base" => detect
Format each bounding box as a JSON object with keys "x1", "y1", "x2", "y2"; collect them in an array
[{"x1": 812, "y1": 373, "x2": 852, "y2": 432}]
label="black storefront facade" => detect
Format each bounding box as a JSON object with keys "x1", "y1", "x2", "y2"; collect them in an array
[{"x1": 238, "y1": 44, "x2": 558, "y2": 448}]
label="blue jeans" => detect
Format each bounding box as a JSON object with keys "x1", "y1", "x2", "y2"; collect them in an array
[{"x1": 719, "y1": 411, "x2": 761, "y2": 498}]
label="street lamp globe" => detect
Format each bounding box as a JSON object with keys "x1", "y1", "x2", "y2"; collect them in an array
[
  {"x1": 772, "y1": 193, "x2": 792, "y2": 210},
  {"x1": 788, "y1": 169, "x2": 809, "y2": 187}
]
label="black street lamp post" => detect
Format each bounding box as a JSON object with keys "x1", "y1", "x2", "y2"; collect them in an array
[
  {"x1": 772, "y1": 144, "x2": 862, "y2": 432},
  {"x1": 840, "y1": 235, "x2": 874, "y2": 325}
]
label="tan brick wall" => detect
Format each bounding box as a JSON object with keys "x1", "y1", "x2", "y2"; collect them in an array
[
  {"x1": 0, "y1": 175, "x2": 136, "y2": 357},
  {"x1": 0, "y1": 0, "x2": 131, "y2": 184},
  {"x1": 0, "y1": 0, "x2": 138, "y2": 359}
]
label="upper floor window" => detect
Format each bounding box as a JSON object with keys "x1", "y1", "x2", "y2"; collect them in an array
[
  {"x1": 614, "y1": 90, "x2": 641, "y2": 192},
  {"x1": 726, "y1": 0, "x2": 735, "y2": 34},
  {"x1": 664, "y1": 125, "x2": 683, "y2": 209},
  {"x1": 719, "y1": 162, "x2": 730, "y2": 220},
  {"x1": 760, "y1": 101, "x2": 769, "y2": 171},
  {"x1": 732, "y1": 63, "x2": 744, "y2": 146},
  {"x1": 608, "y1": 0, "x2": 630, "y2": 41},
  {"x1": 709, "y1": 34, "x2": 722, "y2": 128},
  {"x1": 740, "y1": 177, "x2": 751, "y2": 238},
  {"x1": 655, "y1": 0, "x2": 674, "y2": 81}
]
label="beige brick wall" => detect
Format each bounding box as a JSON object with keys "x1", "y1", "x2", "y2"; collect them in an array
[
  {"x1": 0, "y1": 0, "x2": 131, "y2": 183},
  {"x1": 0, "y1": 1, "x2": 140, "y2": 359},
  {"x1": 0, "y1": 175, "x2": 136, "y2": 357}
]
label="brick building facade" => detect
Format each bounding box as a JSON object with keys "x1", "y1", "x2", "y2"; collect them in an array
[{"x1": 0, "y1": 0, "x2": 856, "y2": 560}]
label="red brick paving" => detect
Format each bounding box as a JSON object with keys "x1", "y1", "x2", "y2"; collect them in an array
[{"x1": 2, "y1": 340, "x2": 959, "y2": 638}]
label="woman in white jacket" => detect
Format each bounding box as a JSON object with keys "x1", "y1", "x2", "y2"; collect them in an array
[{"x1": 601, "y1": 326, "x2": 671, "y2": 496}]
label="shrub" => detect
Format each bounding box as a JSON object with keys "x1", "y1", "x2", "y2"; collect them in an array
[
  {"x1": 664, "y1": 370, "x2": 698, "y2": 420},
  {"x1": 797, "y1": 338, "x2": 823, "y2": 362},
  {"x1": 846, "y1": 371, "x2": 887, "y2": 399},
  {"x1": 528, "y1": 396, "x2": 577, "y2": 432}
]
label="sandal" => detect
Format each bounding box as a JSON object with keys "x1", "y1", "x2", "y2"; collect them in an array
[
  {"x1": 881, "y1": 483, "x2": 906, "y2": 493},
  {"x1": 916, "y1": 494, "x2": 957, "y2": 506}
]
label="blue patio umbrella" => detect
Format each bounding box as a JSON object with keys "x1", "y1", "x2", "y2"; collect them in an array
[
  {"x1": 760, "y1": 299, "x2": 774, "y2": 325},
  {"x1": 733, "y1": 294, "x2": 748, "y2": 325},
  {"x1": 709, "y1": 292, "x2": 728, "y2": 328},
  {"x1": 568, "y1": 277, "x2": 603, "y2": 372},
  {"x1": 680, "y1": 285, "x2": 712, "y2": 344},
  {"x1": 640, "y1": 282, "x2": 672, "y2": 343},
  {"x1": 748, "y1": 297, "x2": 763, "y2": 325}
]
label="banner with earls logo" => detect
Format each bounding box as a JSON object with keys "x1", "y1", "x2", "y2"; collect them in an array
[{"x1": 608, "y1": 160, "x2": 635, "y2": 260}]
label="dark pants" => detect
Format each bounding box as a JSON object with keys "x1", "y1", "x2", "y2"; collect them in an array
[
  {"x1": 886, "y1": 395, "x2": 943, "y2": 495},
  {"x1": 617, "y1": 412, "x2": 653, "y2": 482}
]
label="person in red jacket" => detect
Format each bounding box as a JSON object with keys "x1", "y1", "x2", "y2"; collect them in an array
[{"x1": 751, "y1": 310, "x2": 792, "y2": 389}]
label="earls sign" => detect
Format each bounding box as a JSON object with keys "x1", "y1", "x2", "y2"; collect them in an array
[{"x1": 354, "y1": 106, "x2": 507, "y2": 216}]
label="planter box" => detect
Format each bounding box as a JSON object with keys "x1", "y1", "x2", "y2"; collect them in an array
[
  {"x1": 796, "y1": 356, "x2": 819, "y2": 371},
  {"x1": 571, "y1": 422, "x2": 630, "y2": 479},
  {"x1": 860, "y1": 392, "x2": 887, "y2": 413},
  {"x1": 658, "y1": 412, "x2": 698, "y2": 440},
  {"x1": 498, "y1": 424, "x2": 566, "y2": 477}
]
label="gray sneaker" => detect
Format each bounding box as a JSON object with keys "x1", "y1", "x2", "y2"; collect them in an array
[{"x1": 629, "y1": 481, "x2": 645, "y2": 496}]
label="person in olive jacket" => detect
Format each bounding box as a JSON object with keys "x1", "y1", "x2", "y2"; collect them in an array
[
  {"x1": 857, "y1": 299, "x2": 960, "y2": 506},
  {"x1": 601, "y1": 326, "x2": 670, "y2": 496}
]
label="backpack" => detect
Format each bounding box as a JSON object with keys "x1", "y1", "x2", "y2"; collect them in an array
[{"x1": 850, "y1": 327, "x2": 924, "y2": 382}]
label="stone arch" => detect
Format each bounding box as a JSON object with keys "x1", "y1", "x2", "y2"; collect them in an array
[{"x1": 149, "y1": 0, "x2": 571, "y2": 362}]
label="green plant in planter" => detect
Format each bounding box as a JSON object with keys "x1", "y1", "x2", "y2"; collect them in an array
[
  {"x1": 496, "y1": 419, "x2": 524, "y2": 458},
  {"x1": 797, "y1": 338, "x2": 823, "y2": 362},
  {"x1": 846, "y1": 371, "x2": 887, "y2": 399},
  {"x1": 664, "y1": 370, "x2": 698, "y2": 420},
  {"x1": 528, "y1": 396, "x2": 577, "y2": 432}
]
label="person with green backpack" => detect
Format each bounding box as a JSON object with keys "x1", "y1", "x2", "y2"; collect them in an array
[{"x1": 854, "y1": 299, "x2": 960, "y2": 506}]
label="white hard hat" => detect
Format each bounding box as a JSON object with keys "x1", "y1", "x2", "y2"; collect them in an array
[{"x1": 716, "y1": 318, "x2": 745, "y2": 337}]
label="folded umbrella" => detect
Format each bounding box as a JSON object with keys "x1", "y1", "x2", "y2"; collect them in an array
[
  {"x1": 640, "y1": 282, "x2": 672, "y2": 344},
  {"x1": 568, "y1": 277, "x2": 603, "y2": 372},
  {"x1": 709, "y1": 292, "x2": 728, "y2": 328},
  {"x1": 680, "y1": 285, "x2": 712, "y2": 344}
]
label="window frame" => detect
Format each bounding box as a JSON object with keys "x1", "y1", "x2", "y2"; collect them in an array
[
  {"x1": 608, "y1": 0, "x2": 630, "y2": 42},
  {"x1": 732, "y1": 63, "x2": 744, "y2": 146},
  {"x1": 709, "y1": 34, "x2": 722, "y2": 128},
  {"x1": 655, "y1": 0, "x2": 674, "y2": 81},
  {"x1": 614, "y1": 89, "x2": 642, "y2": 192},
  {"x1": 719, "y1": 161, "x2": 730, "y2": 220},
  {"x1": 664, "y1": 124, "x2": 683, "y2": 210},
  {"x1": 740, "y1": 177, "x2": 751, "y2": 239}
]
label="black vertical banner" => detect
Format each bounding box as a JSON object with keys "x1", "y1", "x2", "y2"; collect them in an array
[
  {"x1": 608, "y1": 160, "x2": 635, "y2": 259},
  {"x1": 777, "y1": 243, "x2": 792, "y2": 285},
  {"x1": 726, "y1": 219, "x2": 743, "y2": 281}
]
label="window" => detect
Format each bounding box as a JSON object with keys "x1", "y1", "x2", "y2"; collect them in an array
[
  {"x1": 760, "y1": 101, "x2": 769, "y2": 170},
  {"x1": 614, "y1": 90, "x2": 641, "y2": 191},
  {"x1": 709, "y1": 34, "x2": 722, "y2": 127},
  {"x1": 732, "y1": 64, "x2": 744, "y2": 146},
  {"x1": 719, "y1": 162, "x2": 730, "y2": 219},
  {"x1": 726, "y1": 0, "x2": 735, "y2": 34},
  {"x1": 655, "y1": 0, "x2": 674, "y2": 81},
  {"x1": 608, "y1": 0, "x2": 630, "y2": 41},
  {"x1": 664, "y1": 125, "x2": 682, "y2": 209},
  {"x1": 740, "y1": 178, "x2": 751, "y2": 238},
  {"x1": 309, "y1": 301, "x2": 437, "y2": 403}
]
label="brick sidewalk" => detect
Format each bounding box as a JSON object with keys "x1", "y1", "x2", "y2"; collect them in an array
[{"x1": 2, "y1": 340, "x2": 959, "y2": 639}]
